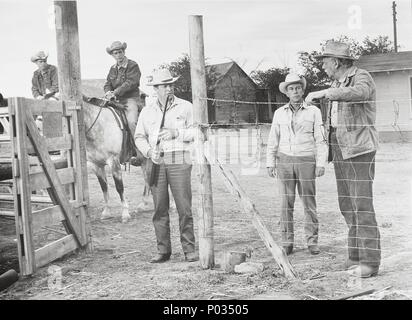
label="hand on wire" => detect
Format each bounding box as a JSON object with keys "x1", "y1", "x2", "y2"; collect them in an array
[{"x1": 305, "y1": 90, "x2": 327, "y2": 105}]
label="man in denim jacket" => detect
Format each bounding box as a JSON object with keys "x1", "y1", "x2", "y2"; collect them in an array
[
  {"x1": 104, "y1": 41, "x2": 142, "y2": 133},
  {"x1": 306, "y1": 40, "x2": 380, "y2": 278},
  {"x1": 31, "y1": 51, "x2": 59, "y2": 101}
]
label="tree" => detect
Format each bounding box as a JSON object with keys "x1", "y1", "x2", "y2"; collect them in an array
[
  {"x1": 298, "y1": 35, "x2": 395, "y2": 91},
  {"x1": 158, "y1": 53, "x2": 217, "y2": 102},
  {"x1": 250, "y1": 67, "x2": 290, "y2": 104},
  {"x1": 361, "y1": 35, "x2": 395, "y2": 55}
]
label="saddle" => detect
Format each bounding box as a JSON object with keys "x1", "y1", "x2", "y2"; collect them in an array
[{"x1": 82, "y1": 95, "x2": 145, "y2": 165}]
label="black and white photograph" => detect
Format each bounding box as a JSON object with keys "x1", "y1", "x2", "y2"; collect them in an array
[{"x1": 0, "y1": 0, "x2": 412, "y2": 304}]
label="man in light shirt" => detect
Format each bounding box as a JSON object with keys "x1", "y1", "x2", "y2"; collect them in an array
[
  {"x1": 306, "y1": 40, "x2": 380, "y2": 278},
  {"x1": 134, "y1": 68, "x2": 198, "y2": 264},
  {"x1": 266, "y1": 73, "x2": 328, "y2": 256}
]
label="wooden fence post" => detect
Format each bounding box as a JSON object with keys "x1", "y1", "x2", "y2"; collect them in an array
[
  {"x1": 54, "y1": 0, "x2": 91, "y2": 251},
  {"x1": 188, "y1": 15, "x2": 214, "y2": 268}
]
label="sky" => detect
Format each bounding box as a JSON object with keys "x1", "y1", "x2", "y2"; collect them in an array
[{"x1": 1, "y1": 0, "x2": 411, "y2": 97}]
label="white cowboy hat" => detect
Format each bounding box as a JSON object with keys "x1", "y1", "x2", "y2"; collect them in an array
[
  {"x1": 315, "y1": 40, "x2": 357, "y2": 60},
  {"x1": 279, "y1": 73, "x2": 307, "y2": 95},
  {"x1": 106, "y1": 41, "x2": 127, "y2": 55},
  {"x1": 31, "y1": 51, "x2": 48, "y2": 63},
  {"x1": 147, "y1": 69, "x2": 180, "y2": 86}
]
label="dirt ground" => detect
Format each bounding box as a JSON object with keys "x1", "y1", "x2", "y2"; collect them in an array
[{"x1": 1, "y1": 141, "x2": 412, "y2": 300}]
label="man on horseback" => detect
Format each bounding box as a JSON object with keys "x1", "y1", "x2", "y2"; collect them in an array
[
  {"x1": 104, "y1": 41, "x2": 142, "y2": 134},
  {"x1": 134, "y1": 68, "x2": 198, "y2": 264},
  {"x1": 31, "y1": 51, "x2": 59, "y2": 101}
]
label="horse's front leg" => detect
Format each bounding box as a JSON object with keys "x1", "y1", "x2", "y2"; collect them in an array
[
  {"x1": 109, "y1": 157, "x2": 131, "y2": 223},
  {"x1": 90, "y1": 163, "x2": 111, "y2": 219}
]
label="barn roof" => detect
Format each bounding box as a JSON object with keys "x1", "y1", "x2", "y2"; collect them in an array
[
  {"x1": 206, "y1": 62, "x2": 259, "y2": 89},
  {"x1": 355, "y1": 51, "x2": 412, "y2": 73}
]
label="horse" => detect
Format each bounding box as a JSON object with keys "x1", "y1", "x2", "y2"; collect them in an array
[{"x1": 82, "y1": 93, "x2": 152, "y2": 223}]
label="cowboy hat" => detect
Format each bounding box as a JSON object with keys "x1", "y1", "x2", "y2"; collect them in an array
[
  {"x1": 315, "y1": 40, "x2": 357, "y2": 60},
  {"x1": 31, "y1": 51, "x2": 48, "y2": 63},
  {"x1": 106, "y1": 41, "x2": 127, "y2": 55},
  {"x1": 147, "y1": 69, "x2": 180, "y2": 86},
  {"x1": 279, "y1": 73, "x2": 307, "y2": 95}
]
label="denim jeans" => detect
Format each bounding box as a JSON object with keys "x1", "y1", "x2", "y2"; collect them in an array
[
  {"x1": 331, "y1": 132, "x2": 381, "y2": 267},
  {"x1": 151, "y1": 153, "x2": 195, "y2": 254},
  {"x1": 277, "y1": 153, "x2": 319, "y2": 247}
]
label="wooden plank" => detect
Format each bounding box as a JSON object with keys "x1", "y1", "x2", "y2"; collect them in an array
[
  {"x1": 42, "y1": 112, "x2": 63, "y2": 138},
  {"x1": 32, "y1": 205, "x2": 65, "y2": 233},
  {"x1": 0, "y1": 107, "x2": 9, "y2": 116},
  {"x1": 26, "y1": 134, "x2": 72, "y2": 155},
  {"x1": 0, "y1": 117, "x2": 10, "y2": 135},
  {"x1": 10, "y1": 97, "x2": 36, "y2": 276},
  {"x1": 189, "y1": 15, "x2": 215, "y2": 269},
  {"x1": 203, "y1": 142, "x2": 297, "y2": 279},
  {"x1": 24, "y1": 106, "x2": 83, "y2": 247},
  {"x1": 0, "y1": 193, "x2": 52, "y2": 204},
  {"x1": 35, "y1": 234, "x2": 77, "y2": 269},
  {"x1": 55, "y1": 0, "x2": 91, "y2": 250},
  {"x1": 17, "y1": 97, "x2": 63, "y2": 116},
  {"x1": 29, "y1": 167, "x2": 74, "y2": 192},
  {"x1": 0, "y1": 141, "x2": 12, "y2": 158}
]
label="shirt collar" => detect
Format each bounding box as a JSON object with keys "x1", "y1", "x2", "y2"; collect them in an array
[
  {"x1": 40, "y1": 64, "x2": 50, "y2": 74},
  {"x1": 116, "y1": 57, "x2": 128, "y2": 69},
  {"x1": 156, "y1": 95, "x2": 176, "y2": 111},
  {"x1": 287, "y1": 101, "x2": 308, "y2": 112}
]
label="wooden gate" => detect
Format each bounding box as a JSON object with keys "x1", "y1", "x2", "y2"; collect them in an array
[{"x1": 9, "y1": 97, "x2": 90, "y2": 276}]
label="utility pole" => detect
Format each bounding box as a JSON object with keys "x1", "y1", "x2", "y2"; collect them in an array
[{"x1": 392, "y1": 1, "x2": 398, "y2": 52}]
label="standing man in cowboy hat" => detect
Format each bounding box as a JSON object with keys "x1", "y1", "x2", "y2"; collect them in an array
[
  {"x1": 104, "y1": 41, "x2": 142, "y2": 133},
  {"x1": 134, "y1": 68, "x2": 198, "y2": 264},
  {"x1": 267, "y1": 73, "x2": 327, "y2": 256},
  {"x1": 31, "y1": 51, "x2": 59, "y2": 101},
  {"x1": 305, "y1": 40, "x2": 381, "y2": 278}
]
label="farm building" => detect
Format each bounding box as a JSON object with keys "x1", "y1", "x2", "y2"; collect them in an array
[
  {"x1": 355, "y1": 51, "x2": 412, "y2": 141},
  {"x1": 206, "y1": 62, "x2": 269, "y2": 124}
]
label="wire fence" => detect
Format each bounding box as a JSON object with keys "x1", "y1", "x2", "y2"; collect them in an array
[{"x1": 189, "y1": 96, "x2": 411, "y2": 265}]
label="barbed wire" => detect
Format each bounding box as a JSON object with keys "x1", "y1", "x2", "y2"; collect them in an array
[{"x1": 200, "y1": 96, "x2": 412, "y2": 106}]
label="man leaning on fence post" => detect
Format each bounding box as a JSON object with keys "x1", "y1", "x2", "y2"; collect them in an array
[
  {"x1": 305, "y1": 40, "x2": 381, "y2": 278},
  {"x1": 266, "y1": 73, "x2": 328, "y2": 256}
]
